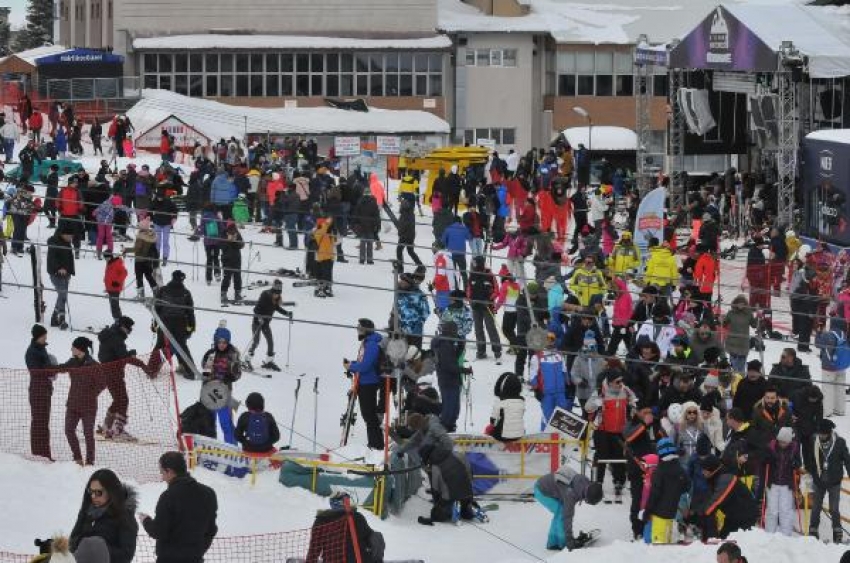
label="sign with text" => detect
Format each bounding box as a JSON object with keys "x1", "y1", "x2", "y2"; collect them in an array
[
  {"x1": 334, "y1": 136, "x2": 361, "y2": 157},
  {"x1": 546, "y1": 407, "x2": 587, "y2": 440},
  {"x1": 376, "y1": 136, "x2": 401, "y2": 155}
]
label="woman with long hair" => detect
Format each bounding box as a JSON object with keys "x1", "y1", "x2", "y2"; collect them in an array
[{"x1": 69, "y1": 468, "x2": 138, "y2": 563}]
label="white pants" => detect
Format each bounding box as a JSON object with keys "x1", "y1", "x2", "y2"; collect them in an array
[
  {"x1": 766, "y1": 485, "x2": 796, "y2": 536},
  {"x1": 821, "y1": 370, "x2": 846, "y2": 416}
]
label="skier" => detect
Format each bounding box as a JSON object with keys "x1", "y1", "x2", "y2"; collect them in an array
[
  {"x1": 200, "y1": 322, "x2": 242, "y2": 444},
  {"x1": 353, "y1": 189, "x2": 380, "y2": 265},
  {"x1": 643, "y1": 437, "x2": 689, "y2": 544},
  {"x1": 764, "y1": 426, "x2": 800, "y2": 536},
  {"x1": 493, "y1": 265, "x2": 521, "y2": 352},
  {"x1": 468, "y1": 255, "x2": 502, "y2": 361},
  {"x1": 97, "y1": 317, "x2": 145, "y2": 441},
  {"x1": 26, "y1": 324, "x2": 56, "y2": 460},
  {"x1": 235, "y1": 392, "x2": 280, "y2": 454},
  {"x1": 220, "y1": 220, "x2": 245, "y2": 305},
  {"x1": 441, "y1": 216, "x2": 471, "y2": 289},
  {"x1": 196, "y1": 204, "x2": 223, "y2": 285},
  {"x1": 102, "y1": 249, "x2": 128, "y2": 321},
  {"x1": 60, "y1": 337, "x2": 101, "y2": 466},
  {"x1": 244, "y1": 279, "x2": 293, "y2": 372},
  {"x1": 343, "y1": 319, "x2": 385, "y2": 450},
  {"x1": 432, "y1": 320, "x2": 464, "y2": 432},
  {"x1": 805, "y1": 418, "x2": 850, "y2": 541},
  {"x1": 154, "y1": 270, "x2": 196, "y2": 378},
  {"x1": 534, "y1": 465, "x2": 603, "y2": 551},
  {"x1": 529, "y1": 335, "x2": 568, "y2": 430},
  {"x1": 46, "y1": 223, "x2": 75, "y2": 330}
]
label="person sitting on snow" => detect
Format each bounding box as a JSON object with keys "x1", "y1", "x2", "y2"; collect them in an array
[{"x1": 235, "y1": 392, "x2": 280, "y2": 454}]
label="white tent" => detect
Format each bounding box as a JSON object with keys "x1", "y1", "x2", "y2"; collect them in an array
[{"x1": 562, "y1": 126, "x2": 637, "y2": 151}]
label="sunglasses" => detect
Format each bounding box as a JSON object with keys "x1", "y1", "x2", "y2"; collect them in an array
[{"x1": 88, "y1": 488, "x2": 105, "y2": 498}]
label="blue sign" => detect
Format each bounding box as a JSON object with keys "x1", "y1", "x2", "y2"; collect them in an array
[{"x1": 35, "y1": 48, "x2": 124, "y2": 66}]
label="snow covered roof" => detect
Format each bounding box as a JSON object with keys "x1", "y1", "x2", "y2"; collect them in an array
[
  {"x1": 563, "y1": 126, "x2": 637, "y2": 150},
  {"x1": 133, "y1": 34, "x2": 452, "y2": 51},
  {"x1": 127, "y1": 89, "x2": 450, "y2": 140},
  {"x1": 0, "y1": 44, "x2": 68, "y2": 67},
  {"x1": 806, "y1": 129, "x2": 850, "y2": 145}
]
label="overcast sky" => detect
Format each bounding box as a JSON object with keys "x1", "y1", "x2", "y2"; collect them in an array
[{"x1": 5, "y1": 0, "x2": 28, "y2": 27}]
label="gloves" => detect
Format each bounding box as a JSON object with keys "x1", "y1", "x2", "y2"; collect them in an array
[
  {"x1": 427, "y1": 282, "x2": 434, "y2": 293},
  {"x1": 284, "y1": 310, "x2": 293, "y2": 319},
  {"x1": 128, "y1": 349, "x2": 137, "y2": 357}
]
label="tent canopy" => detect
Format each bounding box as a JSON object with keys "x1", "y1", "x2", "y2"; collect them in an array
[
  {"x1": 670, "y1": 3, "x2": 850, "y2": 78},
  {"x1": 562, "y1": 126, "x2": 637, "y2": 151}
]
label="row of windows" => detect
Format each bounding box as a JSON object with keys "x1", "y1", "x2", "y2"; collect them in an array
[
  {"x1": 463, "y1": 49, "x2": 518, "y2": 68},
  {"x1": 142, "y1": 51, "x2": 444, "y2": 98},
  {"x1": 555, "y1": 51, "x2": 668, "y2": 97},
  {"x1": 456, "y1": 128, "x2": 516, "y2": 146},
  {"x1": 60, "y1": 1, "x2": 112, "y2": 21}
]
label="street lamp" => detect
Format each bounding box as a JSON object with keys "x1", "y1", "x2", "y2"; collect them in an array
[{"x1": 572, "y1": 106, "x2": 592, "y2": 154}]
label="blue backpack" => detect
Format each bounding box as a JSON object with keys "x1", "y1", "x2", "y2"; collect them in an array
[
  {"x1": 245, "y1": 412, "x2": 270, "y2": 446},
  {"x1": 830, "y1": 331, "x2": 850, "y2": 371}
]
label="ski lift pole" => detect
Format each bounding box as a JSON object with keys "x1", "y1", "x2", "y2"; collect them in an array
[{"x1": 312, "y1": 377, "x2": 319, "y2": 452}]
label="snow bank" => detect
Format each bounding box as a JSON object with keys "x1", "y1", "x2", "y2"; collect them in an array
[
  {"x1": 133, "y1": 34, "x2": 452, "y2": 51},
  {"x1": 806, "y1": 129, "x2": 850, "y2": 145}
]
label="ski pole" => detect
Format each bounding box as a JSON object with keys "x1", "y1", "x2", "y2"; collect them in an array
[
  {"x1": 285, "y1": 315, "x2": 293, "y2": 370},
  {"x1": 760, "y1": 464, "x2": 770, "y2": 529},
  {"x1": 312, "y1": 377, "x2": 319, "y2": 453},
  {"x1": 288, "y1": 376, "x2": 302, "y2": 448},
  {"x1": 793, "y1": 470, "x2": 803, "y2": 534}
]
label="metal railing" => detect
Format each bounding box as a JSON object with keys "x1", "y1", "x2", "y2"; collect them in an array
[{"x1": 41, "y1": 75, "x2": 142, "y2": 101}]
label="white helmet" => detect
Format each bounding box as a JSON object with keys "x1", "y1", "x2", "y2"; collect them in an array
[{"x1": 797, "y1": 244, "x2": 812, "y2": 261}]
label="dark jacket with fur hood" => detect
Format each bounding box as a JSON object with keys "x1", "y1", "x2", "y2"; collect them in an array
[{"x1": 70, "y1": 484, "x2": 139, "y2": 563}]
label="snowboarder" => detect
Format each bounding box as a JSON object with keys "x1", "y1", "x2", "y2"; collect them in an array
[
  {"x1": 534, "y1": 465, "x2": 603, "y2": 551},
  {"x1": 244, "y1": 279, "x2": 293, "y2": 372},
  {"x1": 235, "y1": 392, "x2": 280, "y2": 453},
  {"x1": 200, "y1": 322, "x2": 242, "y2": 444}
]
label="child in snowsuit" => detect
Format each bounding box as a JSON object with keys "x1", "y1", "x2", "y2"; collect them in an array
[
  {"x1": 235, "y1": 392, "x2": 281, "y2": 453},
  {"x1": 639, "y1": 453, "x2": 660, "y2": 542},
  {"x1": 529, "y1": 340, "x2": 568, "y2": 430},
  {"x1": 764, "y1": 427, "x2": 801, "y2": 536},
  {"x1": 644, "y1": 437, "x2": 690, "y2": 544},
  {"x1": 534, "y1": 465, "x2": 604, "y2": 551},
  {"x1": 201, "y1": 322, "x2": 242, "y2": 444}
]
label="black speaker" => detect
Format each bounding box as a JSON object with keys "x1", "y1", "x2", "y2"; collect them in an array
[{"x1": 819, "y1": 88, "x2": 844, "y2": 120}]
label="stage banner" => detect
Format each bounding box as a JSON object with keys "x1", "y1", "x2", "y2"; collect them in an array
[{"x1": 634, "y1": 186, "x2": 666, "y2": 262}]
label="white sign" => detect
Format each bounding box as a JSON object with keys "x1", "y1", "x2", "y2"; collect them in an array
[
  {"x1": 423, "y1": 98, "x2": 436, "y2": 109},
  {"x1": 376, "y1": 136, "x2": 401, "y2": 155},
  {"x1": 477, "y1": 138, "x2": 497, "y2": 151},
  {"x1": 135, "y1": 115, "x2": 211, "y2": 150},
  {"x1": 284, "y1": 100, "x2": 298, "y2": 109},
  {"x1": 334, "y1": 136, "x2": 361, "y2": 157}
]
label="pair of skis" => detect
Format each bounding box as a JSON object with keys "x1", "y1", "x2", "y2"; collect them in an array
[{"x1": 340, "y1": 372, "x2": 360, "y2": 446}]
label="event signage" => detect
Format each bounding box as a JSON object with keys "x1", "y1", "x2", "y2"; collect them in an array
[
  {"x1": 376, "y1": 136, "x2": 401, "y2": 155},
  {"x1": 334, "y1": 136, "x2": 361, "y2": 157}
]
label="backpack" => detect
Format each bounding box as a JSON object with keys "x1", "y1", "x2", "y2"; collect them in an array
[
  {"x1": 830, "y1": 331, "x2": 850, "y2": 371},
  {"x1": 366, "y1": 530, "x2": 385, "y2": 563},
  {"x1": 205, "y1": 219, "x2": 219, "y2": 239},
  {"x1": 245, "y1": 412, "x2": 270, "y2": 446}
]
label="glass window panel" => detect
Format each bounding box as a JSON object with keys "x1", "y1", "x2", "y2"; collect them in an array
[
  {"x1": 189, "y1": 74, "x2": 203, "y2": 96},
  {"x1": 236, "y1": 75, "x2": 249, "y2": 96},
  {"x1": 596, "y1": 74, "x2": 613, "y2": 96},
  {"x1": 370, "y1": 54, "x2": 383, "y2": 72},
  {"x1": 492, "y1": 129, "x2": 503, "y2": 144},
  {"x1": 400, "y1": 74, "x2": 413, "y2": 96},
  {"x1": 144, "y1": 74, "x2": 157, "y2": 89},
  {"x1": 653, "y1": 75, "x2": 668, "y2": 97},
  {"x1": 576, "y1": 52, "x2": 593, "y2": 73},
  {"x1": 503, "y1": 49, "x2": 517, "y2": 67},
  {"x1": 311, "y1": 53, "x2": 323, "y2": 72},
  {"x1": 251, "y1": 75, "x2": 263, "y2": 96},
  {"x1": 416, "y1": 74, "x2": 428, "y2": 96},
  {"x1": 464, "y1": 129, "x2": 474, "y2": 145},
  {"x1": 385, "y1": 53, "x2": 399, "y2": 72},
  {"x1": 263, "y1": 54, "x2": 278, "y2": 73},
  {"x1": 577, "y1": 74, "x2": 594, "y2": 95},
  {"x1": 399, "y1": 53, "x2": 413, "y2": 71},
  {"x1": 158, "y1": 54, "x2": 172, "y2": 72},
  {"x1": 558, "y1": 74, "x2": 575, "y2": 96},
  {"x1": 428, "y1": 74, "x2": 442, "y2": 96},
  {"x1": 341, "y1": 75, "x2": 353, "y2": 96},
  {"x1": 205, "y1": 54, "x2": 218, "y2": 72},
  {"x1": 220, "y1": 75, "x2": 233, "y2": 96},
  {"x1": 281, "y1": 75, "x2": 293, "y2": 96},
  {"x1": 266, "y1": 75, "x2": 279, "y2": 96},
  {"x1": 465, "y1": 49, "x2": 475, "y2": 66},
  {"x1": 616, "y1": 75, "x2": 633, "y2": 96},
  {"x1": 595, "y1": 52, "x2": 613, "y2": 73},
  {"x1": 341, "y1": 54, "x2": 353, "y2": 72},
  {"x1": 615, "y1": 52, "x2": 633, "y2": 74},
  {"x1": 429, "y1": 54, "x2": 442, "y2": 72},
  {"x1": 490, "y1": 50, "x2": 502, "y2": 67},
  {"x1": 356, "y1": 54, "x2": 369, "y2": 72},
  {"x1": 326, "y1": 75, "x2": 339, "y2": 97},
  {"x1": 385, "y1": 74, "x2": 398, "y2": 96},
  {"x1": 311, "y1": 75, "x2": 322, "y2": 96},
  {"x1": 221, "y1": 54, "x2": 233, "y2": 72},
  {"x1": 475, "y1": 128, "x2": 489, "y2": 142},
  {"x1": 326, "y1": 53, "x2": 339, "y2": 72},
  {"x1": 414, "y1": 54, "x2": 428, "y2": 72},
  {"x1": 205, "y1": 75, "x2": 218, "y2": 96},
  {"x1": 556, "y1": 52, "x2": 574, "y2": 73},
  {"x1": 189, "y1": 54, "x2": 202, "y2": 72},
  {"x1": 159, "y1": 75, "x2": 171, "y2": 90},
  {"x1": 296, "y1": 54, "x2": 309, "y2": 72},
  {"x1": 296, "y1": 75, "x2": 309, "y2": 96},
  {"x1": 235, "y1": 54, "x2": 249, "y2": 71},
  {"x1": 476, "y1": 50, "x2": 490, "y2": 67},
  {"x1": 281, "y1": 54, "x2": 293, "y2": 72},
  {"x1": 370, "y1": 74, "x2": 383, "y2": 96},
  {"x1": 174, "y1": 54, "x2": 188, "y2": 73},
  {"x1": 502, "y1": 128, "x2": 516, "y2": 145},
  {"x1": 251, "y1": 54, "x2": 264, "y2": 73},
  {"x1": 356, "y1": 75, "x2": 368, "y2": 96},
  {"x1": 144, "y1": 54, "x2": 157, "y2": 72}
]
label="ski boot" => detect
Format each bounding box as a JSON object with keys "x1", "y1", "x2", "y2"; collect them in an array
[
  {"x1": 314, "y1": 286, "x2": 326, "y2": 298},
  {"x1": 495, "y1": 353, "x2": 502, "y2": 365},
  {"x1": 261, "y1": 356, "x2": 281, "y2": 372},
  {"x1": 324, "y1": 285, "x2": 334, "y2": 298},
  {"x1": 136, "y1": 288, "x2": 145, "y2": 302},
  {"x1": 58, "y1": 314, "x2": 68, "y2": 331},
  {"x1": 50, "y1": 311, "x2": 60, "y2": 328},
  {"x1": 111, "y1": 413, "x2": 138, "y2": 442},
  {"x1": 233, "y1": 292, "x2": 243, "y2": 304},
  {"x1": 214, "y1": 273, "x2": 222, "y2": 283},
  {"x1": 834, "y1": 528, "x2": 843, "y2": 544},
  {"x1": 98, "y1": 412, "x2": 116, "y2": 439},
  {"x1": 74, "y1": 249, "x2": 80, "y2": 259},
  {"x1": 221, "y1": 292, "x2": 228, "y2": 306},
  {"x1": 241, "y1": 353, "x2": 254, "y2": 372},
  {"x1": 613, "y1": 483, "x2": 624, "y2": 504}
]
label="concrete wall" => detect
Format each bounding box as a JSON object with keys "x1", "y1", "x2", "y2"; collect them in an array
[
  {"x1": 57, "y1": 0, "x2": 113, "y2": 49},
  {"x1": 455, "y1": 32, "x2": 537, "y2": 151}
]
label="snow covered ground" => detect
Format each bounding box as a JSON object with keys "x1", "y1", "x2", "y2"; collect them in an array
[{"x1": 0, "y1": 146, "x2": 848, "y2": 561}]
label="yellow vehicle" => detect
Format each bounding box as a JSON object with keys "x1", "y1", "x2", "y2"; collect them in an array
[{"x1": 404, "y1": 146, "x2": 490, "y2": 204}]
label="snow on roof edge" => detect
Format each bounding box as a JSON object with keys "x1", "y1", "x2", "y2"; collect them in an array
[
  {"x1": 805, "y1": 129, "x2": 850, "y2": 145},
  {"x1": 133, "y1": 34, "x2": 452, "y2": 51}
]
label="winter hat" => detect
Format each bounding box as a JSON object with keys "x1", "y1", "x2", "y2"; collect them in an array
[
  {"x1": 746, "y1": 359, "x2": 762, "y2": 373},
  {"x1": 696, "y1": 434, "x2": 713, "y2": 456},
  {"x1": 31, "y1": 324, "x2": 47, "y2": 340},
  {"x1": 701, "y1": 455, "x2": 723, "y2": 474},
  {"x1": 657, "y1": 437, "x2": 677, "y2": 458},
  {"x1": 329, "y1": 491, "x2": 351, "y2": 510},
  {"x1": 117, "y1": 316, "x2": 135, "y2": 331},
  {"x1": 666, "y1": 403, "x2": 684, "y2": 425},
  {"x1": 357, "y1": 318, "x2": 375, "y2": 332},
  {"x1": 213, "y1": 320, "x2": 231, "y2": 344},
  {"x1": 776, "y1": 427, "x2": 794, "y2": 445},
  {"x1": 604, "y1": 369, "x2": 624, "y2": 384},
  {"x1": 699, "y1": 394, "x2": 717, "y2": 413},
  {"x1": 818, "y1": 419, "x2": 836, "y2": 434},
  {"x1": 171, "y1": 270, "x2": 187, "y2": 282},
  {"x1": 246, "y1": 392, "x2": 265, "y2": 411},
  {"x1": 498, "y1": 264, "x2": 512, "y2": 279},
  {"x1": 670, "y1": 334, "x2": 689, "y2": 347},
  {"x1": 702, "y1": 374, "x2": 720, "y2": 390},
  {"x1": 71, "y1": 337, "x2": 93, "y2": 353},
  {"x1": 111, "y1": 195, "x2": 122, "y2": 206},
  {"x1": 585, "y1": 482, "x2": 603, "y2": 505},
  {"x1": 272, "y1": 279, "x2": 283, "y2": 293}
]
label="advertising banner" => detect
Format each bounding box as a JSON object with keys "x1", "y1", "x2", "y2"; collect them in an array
[
  {"x1": 633, "y1": 186, "x2": 666, "y2": 258},
  {"x1": 334, "y1": 136, "x2": 361, "y2": 157}
]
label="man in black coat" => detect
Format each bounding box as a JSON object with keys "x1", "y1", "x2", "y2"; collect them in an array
[
  {"x1": 140, "y1": 452, "x2": 218, "y2": 563},
  {"x1": 98, "y1": 316, "x2": 146, "y2": 439},
  {"x1": 769, "y1": 348, "x2": 812, "y2": 398},
  {"x1": 433, "y1": 320, "x2": 463, "y2": 432},
  {"x1": 791, "y1": 383, "x2": 824, "y2": 467},
  {"x1": 245, "y1": 279, "x2": 293, "y2": 372},
  {"x1": 702, "y1": 455, "x2": 758, "y2": 538},
  {"x1": 155, "y1": 271, "x2": 196, "y2": 378},
  {"x1": 395, "y1": 198, "x2": 421, "y2": 268},
  {"x1": 26, "y1": 324, "x2": 55, "y2": 459},
  {"x1": 569, "y1": 184, "x2": 588, "y2": 254},
  {"x1": 46, "y1": 224, "x2": 75, "y2": 330},
  {"x1": 468, "y1": 256, "x2": 502, "y2": 361},
  {"x1": 732, "y1": 360, "x2": 768, "y2": 420},
  {"x1": 722, "y1": 408, "x2": 769, "y2": 501},
  {"x1": 352, "y1": 192, "x2": 380, "y2": 264},
  {"x1": 805, "y1": 419, "x2": 850, "y2": 542}
]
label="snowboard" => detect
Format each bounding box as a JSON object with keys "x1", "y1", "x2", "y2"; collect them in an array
[
  {"x1": 242, "y1": 280, "x2": 271, "y2": 291},
  {"x1": 266, "y1": 268, "x2": 307, "y2": 279},
  {"x1": 292, "y1": 279, "x2": 319, "y2": 288},
  {"x1": 573, "y1": 529, "x2": 601, "y2": 549}
]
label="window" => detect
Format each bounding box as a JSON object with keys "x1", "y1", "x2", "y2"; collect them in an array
[
  {"x1": 190, "y1": 54, "x2": 202, "y2": 73},
  {"x1": 175, "y1": 53, "x2": 188, "y2": 73},
  {"x1": 557, "y1": 50, "x2": 634, "y2": 97},
  {"x1": 466, "y1": 48, "x2": 518, "y2": 67},
  {"x1": 653, "y1": 74, "x2": 669, "y2": 97},
  {"x1": 462, "y1": 127, "x2": 517, "y2": 146}
]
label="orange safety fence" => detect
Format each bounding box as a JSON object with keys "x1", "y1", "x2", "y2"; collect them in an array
[{"x1": 0, "y1": 350, "x2": 180, "y2": 483}]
